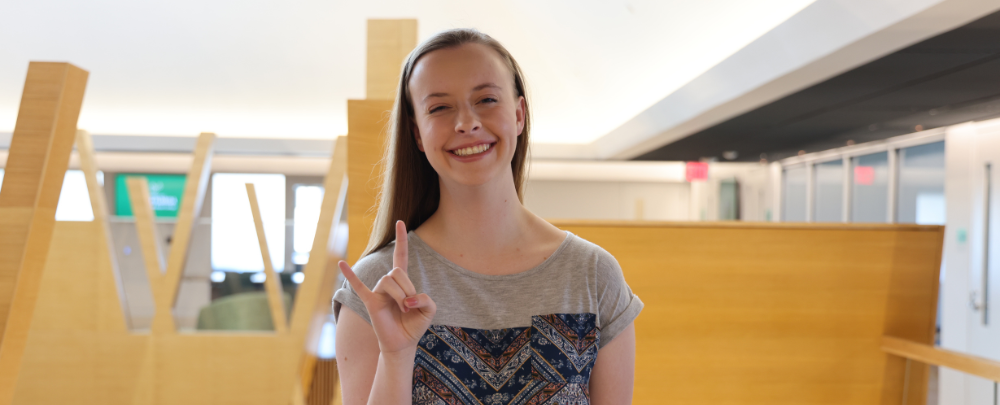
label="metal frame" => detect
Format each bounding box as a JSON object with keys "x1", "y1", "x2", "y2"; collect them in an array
[{"x1": 778, "y1": 128, "x2": 947, "y2": 223}]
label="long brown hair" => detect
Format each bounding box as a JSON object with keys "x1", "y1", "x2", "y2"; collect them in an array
[{"x1": 361, "y1": 28, "x2": 531, "y2": 258}]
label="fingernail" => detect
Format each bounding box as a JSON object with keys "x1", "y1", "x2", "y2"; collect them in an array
[{"x1": 405, "y1": 297, "x2": 418, "y2": 306}]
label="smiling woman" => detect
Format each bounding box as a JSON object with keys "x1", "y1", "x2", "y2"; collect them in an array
[{"x1": 332, "y1": 29, "x2": 642, "y2": 405}]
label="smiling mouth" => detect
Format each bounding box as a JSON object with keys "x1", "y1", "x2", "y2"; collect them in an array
[{"x1": 450, "y1": 143, "x2": 495, "y2": 157}]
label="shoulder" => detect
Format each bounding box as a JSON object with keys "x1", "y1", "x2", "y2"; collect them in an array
[
  {"x1": 351, "y1": 242, "x2": 396, "y2": 287},
  {"x1": 559, "y1": 233, "x2": 622, "y2": 278}
]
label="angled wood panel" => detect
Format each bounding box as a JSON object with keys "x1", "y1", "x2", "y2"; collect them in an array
[{"x1": 0, "y1": 62, "x2": 88, "y2": 405}]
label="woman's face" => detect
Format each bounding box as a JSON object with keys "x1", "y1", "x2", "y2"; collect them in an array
[{"x1": 408, "y1": 43, "x2": 525, "y2": 189}]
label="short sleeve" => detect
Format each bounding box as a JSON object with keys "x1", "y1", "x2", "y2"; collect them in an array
[
  {"x1": 332, "y1": 245, "x2": 394, "y2": 325},
  {"x1": 595, "y1": 251, "x2": 643, "y2": 348}
]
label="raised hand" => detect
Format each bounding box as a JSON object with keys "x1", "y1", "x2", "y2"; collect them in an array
[{"x1": 339, "y1": 220, "x2": 436, "y2": 354}]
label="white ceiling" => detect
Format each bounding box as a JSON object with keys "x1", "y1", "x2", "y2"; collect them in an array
[{"x1": 0, "y1": 0, "x2": 815, "y2": 147}]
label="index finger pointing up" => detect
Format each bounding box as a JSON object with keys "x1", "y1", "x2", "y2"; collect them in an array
[
  {"x1": 394, "y1": 220, "x2": 408, "y2": 273},
  {"x1": 339, "y1": 261, "x2": 373, "y2": 301}
]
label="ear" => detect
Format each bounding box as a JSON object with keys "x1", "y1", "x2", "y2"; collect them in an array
[
  {"x1": 412, "y1": 122, "x2": 425, "y2": 152},
  {"x1": 515, "y1": 96, "x2": 526, "y2": 137}
]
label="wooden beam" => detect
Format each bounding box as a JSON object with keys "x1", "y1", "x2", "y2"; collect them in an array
[
  {"x1": 346, "y1": 100, "x2": 393, "y2": 263},
  {"x1": 125, "y1": 176, "x2": 174, "y2": 333},
  {"x1": 77, "y1": 129, "x2": 130, "y2": 332},
  {"x1": 245, "y1": 183, "x2": 288, "y2": 334},
  {"x1": 0, "y1": 62, "x2": 88, "y2": 405},
  {"x1": 291, "y1": 136, "x2": 347, "y2": 338},
  {"x1": 366, "y1": 19, "x2": 417, "y2": 100},
  {"x1": 154, "y1": 132, "x2": 215, "y2": 334},
  {"x1": 291, "y1": 136, "x2": 347, "y2": 400},
  {"x1": 882, "y1": 336, "x2": 1000, "y2": 381}
]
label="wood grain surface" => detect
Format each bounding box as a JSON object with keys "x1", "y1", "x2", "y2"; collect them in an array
[
  {"x1": 0, "y1": 62, "x2": 88, "y2": 405},
  {"x1": 366, "y1": 19, "x2": 417, "y2": 100},
  {"x1": 552, "y1": 220, "x2": 943, "y2": 405}
]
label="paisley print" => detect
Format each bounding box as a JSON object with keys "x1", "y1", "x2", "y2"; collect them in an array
[{"x1": 413, "y1": 314, "x2": 600, "y2": 405}]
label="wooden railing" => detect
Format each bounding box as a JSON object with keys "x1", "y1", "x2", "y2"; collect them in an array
[{"x1": 882, "y1": 336, "x2": 1000, "y2": 381}]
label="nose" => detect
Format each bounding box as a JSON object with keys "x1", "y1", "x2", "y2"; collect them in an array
[{"x1": 454, "y1": 105, "x2": 481, "y2": 134}]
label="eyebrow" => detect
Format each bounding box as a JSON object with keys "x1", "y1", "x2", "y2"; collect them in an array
[{"x1": 422, "y1": 82, "x2": 502, "y2": 102}]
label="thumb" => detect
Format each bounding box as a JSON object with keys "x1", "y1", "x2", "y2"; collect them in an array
[{"x1": 404, "y1": 293, "x2": 436, "y2": 317}]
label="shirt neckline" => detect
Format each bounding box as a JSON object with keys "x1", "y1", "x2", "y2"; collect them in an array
[{"x1": 408, "y1": 230, "x2": 574, "y2": 281}]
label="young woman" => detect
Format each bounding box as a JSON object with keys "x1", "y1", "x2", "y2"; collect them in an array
[{"x1": 333, "y1": 29, "x2": 643, "y2": 405}]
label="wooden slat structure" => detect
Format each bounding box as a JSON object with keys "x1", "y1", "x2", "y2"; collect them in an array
[
  {"x1": 550, "y1": 220, "x2": 943, "y2": 405},
  {"x1": 6, "y1": 77, "x2": 351, "y2": 403},
  {"x1": 0, "y1": 62, "x2": 89, "y2": 405}
]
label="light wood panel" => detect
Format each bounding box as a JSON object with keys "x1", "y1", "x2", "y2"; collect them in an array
[
  {"x1": 551, "y1": 220, "x2": 943, "y2": 405},
  {"x1": 126, "y1": 177, "x2": 166, "y2": 287},
  {"x1": 346, "y1": 100, "x2": 393, "y2": 263},
  {"x1": 76, "y1": 130, "x2": 130, "y2": 332},
  {"x1": 154, "y1": 132, "x2": 215, "y2": 334},
  {"x1": 246, "y1": 183, "x2": 288, "y2": 334},
  {"x1": 366, "y1": 19, "x2": 417, "y2": 100},
  {"x1": 0, "y1": 62, "x2": 89, "y2": 405}
]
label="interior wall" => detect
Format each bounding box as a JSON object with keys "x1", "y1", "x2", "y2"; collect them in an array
[{"x1": 524, "y1": 180, "x2": 691, "y2": 221}]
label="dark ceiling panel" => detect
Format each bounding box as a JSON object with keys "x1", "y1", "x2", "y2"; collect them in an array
[{"x1": 636, "y1": 9, "x2": 1000, "y2": 162}]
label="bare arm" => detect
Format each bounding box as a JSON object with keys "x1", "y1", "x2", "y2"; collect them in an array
[
  {"x1": 335, "y1": 307, "x2": 384, "y2": 405},
  {"x1": 589, "y1": 323, "x2": 636, "y2": 404},
  {"x1": 335, "y1": 221, "x2": 436, "y2": 405}
]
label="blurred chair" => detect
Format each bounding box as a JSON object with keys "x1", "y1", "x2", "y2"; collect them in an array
[{"x1": 196, "y1": 291, "x2": 293, "y2": 331}]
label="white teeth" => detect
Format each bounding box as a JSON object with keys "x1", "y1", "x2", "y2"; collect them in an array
[{"x1": 453, "y1": 143, "x2": 491, "y2": 157}]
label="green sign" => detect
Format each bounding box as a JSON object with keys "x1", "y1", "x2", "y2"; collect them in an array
[{"x1": 115, "y1": 174, "x2": 187, "y2": 217}]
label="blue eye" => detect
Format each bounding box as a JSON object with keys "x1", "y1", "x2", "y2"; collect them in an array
[{"x1": 481, "y1": 97, "x2": 498, "y2": 104}]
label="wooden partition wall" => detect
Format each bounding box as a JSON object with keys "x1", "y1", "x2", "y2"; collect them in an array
[{"x1": 553, "y1": 221, "x2": 943, "y2": 405}]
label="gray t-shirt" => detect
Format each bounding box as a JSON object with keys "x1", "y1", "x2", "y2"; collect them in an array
[{"x1": 332, "y1": 231, "x2": 643, "y2": 404}]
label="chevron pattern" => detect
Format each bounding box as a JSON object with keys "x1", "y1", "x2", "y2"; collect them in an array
[{"x1": 413, "y1": 314, "x2": 600, "y2": 405}]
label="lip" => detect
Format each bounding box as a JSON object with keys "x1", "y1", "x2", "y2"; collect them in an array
[{"x1": 447, "y1": 141, "x2": 497, "y2": 163}]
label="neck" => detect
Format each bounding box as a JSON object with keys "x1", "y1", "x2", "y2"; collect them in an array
[{"x1": 424, "y1": 166, "x2": 526, "y2": 249}]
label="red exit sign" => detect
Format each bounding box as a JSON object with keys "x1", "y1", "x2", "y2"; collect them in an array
[{"x1": 686, "y1": 162, "x2": 708, "y2": 182}]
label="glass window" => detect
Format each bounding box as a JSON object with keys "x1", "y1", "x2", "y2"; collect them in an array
[
  {"x1": 813, "y1": 160, "x2": 844, "y2": 222},
  {"x1": 55, "y1": 170, "x2": 99, "y2": 221},
  {"x1": 851, "y1": 152, "x2": 890, "y2": 223},
  {"x1": 2, "y1": 169, "x2": 104, "y2": 221},
  {"x1": 783, "y1": 165, "x2": 807, "y2": 221},
  {"x1": 897, "y1": 141, "x2": 945, "y2": 224},
  {"x1": 292, "y1": 185, "x2": 324, "y2": 265},
  {"x1": 211, "y1": 173, "x2": 286, "y2": 272}
]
